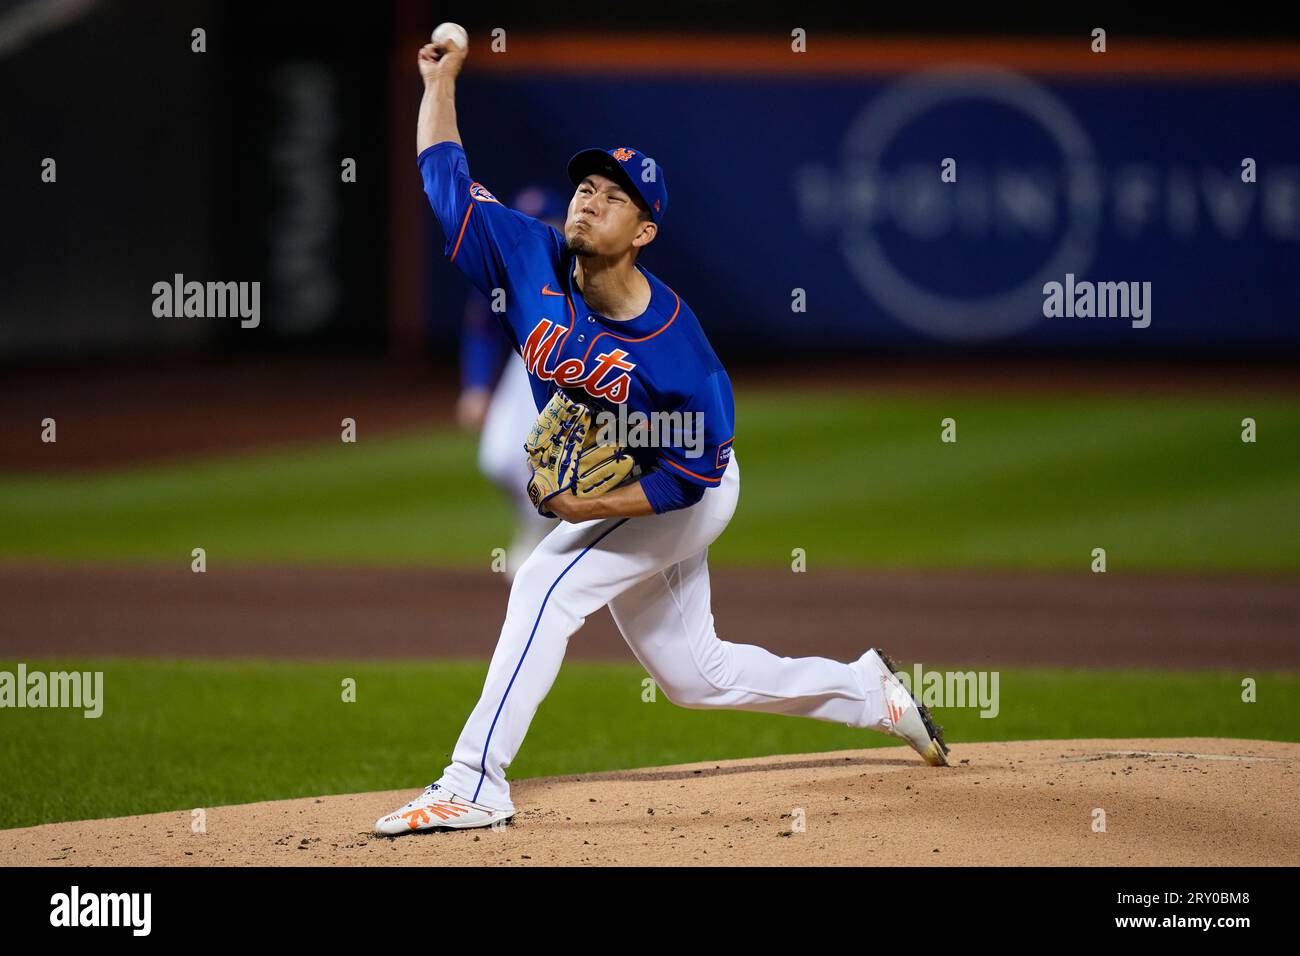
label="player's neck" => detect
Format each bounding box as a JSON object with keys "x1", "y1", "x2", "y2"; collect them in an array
[{"x1": 572, "y1": 256, "x2": 650, "y2": 322}]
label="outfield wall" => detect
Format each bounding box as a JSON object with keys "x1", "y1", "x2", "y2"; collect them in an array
[{"x1": 430, "y1": 37, "x2": 1300, "y2": 356}]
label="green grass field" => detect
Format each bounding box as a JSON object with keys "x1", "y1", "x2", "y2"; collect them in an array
[
  {"x1": 2, "y1": 391, "x2": 1297, "y2": 571},
  {"x1": 2, "y1": 658, "x2": 1296, "y2": 830},
  {"x1": 3, "y1": 390, "x2": 1297, "y2": 829}
]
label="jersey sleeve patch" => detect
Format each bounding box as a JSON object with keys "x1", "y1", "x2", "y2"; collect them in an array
[
  {"x1": 469, "y1": 182, "x2": 501, "y2": 204},
  {"x1": 715, "y1": 437, "x2": 734, "y2": 470},
  {"x1": 419, "y1": 142, "x2": 552, "y2": 312}
]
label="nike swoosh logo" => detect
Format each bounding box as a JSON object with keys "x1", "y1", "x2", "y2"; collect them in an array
[{"x1": 541, "y1": 283, "x2": 565, "y2": 297}]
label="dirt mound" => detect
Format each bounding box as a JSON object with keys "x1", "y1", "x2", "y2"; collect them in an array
[{"x1": 5, "y1": 738, "x2": 1295, "y2": 866}]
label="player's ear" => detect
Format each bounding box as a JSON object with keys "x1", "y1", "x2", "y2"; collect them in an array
[{"x1": 633, "y1": 220, "x2": 657, "y2": 252}]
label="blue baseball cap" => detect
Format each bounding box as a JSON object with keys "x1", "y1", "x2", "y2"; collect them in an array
[{"x1": 566, "y1": 146, "x2": 668, "y2": 225}]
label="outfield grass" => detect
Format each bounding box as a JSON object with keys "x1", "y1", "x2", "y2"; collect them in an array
[
  {"x1": 1, "y1": 658, "x2": 1296, "y2": 830},
  {"x1": 1, "y1": 391, "x2": 1296, "y2": 572}
]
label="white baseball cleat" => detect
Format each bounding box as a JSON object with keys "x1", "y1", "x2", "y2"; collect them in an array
[
  {"x1": 374, "y1": 783, "x2": 515, "y2": 836},
  {"x1": 856, "y1": 648, "x2": 951, "y2": 767}
]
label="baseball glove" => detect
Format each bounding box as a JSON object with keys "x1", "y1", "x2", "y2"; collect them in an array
[{"x1": 525, "y1": 391, "x2": 635, "y2": 516}]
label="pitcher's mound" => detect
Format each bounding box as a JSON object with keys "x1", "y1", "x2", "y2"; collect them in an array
[{"x1": 6, "y1": 738, "x2": 1296, "y2": 866}]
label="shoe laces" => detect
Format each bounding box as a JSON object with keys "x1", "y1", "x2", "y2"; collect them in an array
[
  {"x1": 398, "y1": 783, "x2": 443, "y2": 811},
  {"x1": 419, "y1": 783, "x2": 445, "y2": 802}
]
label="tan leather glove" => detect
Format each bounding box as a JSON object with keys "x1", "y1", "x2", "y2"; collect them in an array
[
  {"x1": 524, "y1": 391, "x2": 636, "y2": 516},
  {"x1": 525, "y1": 391, "x2": 592, "y2": 516}
]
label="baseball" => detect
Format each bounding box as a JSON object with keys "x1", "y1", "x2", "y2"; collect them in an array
[{"x1": 431, "y1": 22, "x2": 468, "y2": 51}]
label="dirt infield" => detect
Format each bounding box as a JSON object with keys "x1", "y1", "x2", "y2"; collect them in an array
[
  {"x1": 2, "y1": 563, "x2": 1296, "y2": 668},
  {"x1": 5, "y1": 738, "x2": 1295, "y2": 866}
]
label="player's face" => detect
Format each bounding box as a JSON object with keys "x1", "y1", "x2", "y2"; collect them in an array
[{"x1": 565, "y1": 174, "x2": 652, "y2": 258}]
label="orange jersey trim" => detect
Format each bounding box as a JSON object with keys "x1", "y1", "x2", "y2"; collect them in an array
[
  {"x1": 449, "y1": 182, "x2": 503, "y2": 264},
  {"x1": 449, "y1": 203, "x2": 473, "y2": 264},
  {"x1": 661, "y1": 455, "x2": 724, "y2": 485},
  {"x1": 582, "y1": 287, "x2": 682, "y2": 364}
]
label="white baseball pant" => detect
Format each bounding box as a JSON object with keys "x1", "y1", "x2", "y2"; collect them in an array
[{"x1": 434, "y1": 454, "x2": 887, "y2": 812}]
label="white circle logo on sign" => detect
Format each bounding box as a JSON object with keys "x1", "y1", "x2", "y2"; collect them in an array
[{"x1": 839, "y1": 67, "x2": 1102, "y2": 342}]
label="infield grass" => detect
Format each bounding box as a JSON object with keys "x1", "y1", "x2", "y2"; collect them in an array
[
  {"x1": 1, "y1": 391, "x2": 1296, "y2": 572},
  {"x1": 2, "y1": 657, "x2": 1296, "y2": 830}
]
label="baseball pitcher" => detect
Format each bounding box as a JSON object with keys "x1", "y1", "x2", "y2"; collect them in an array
[{"x1": 376, "y1": 31, "x2": 949, "y2": 837}]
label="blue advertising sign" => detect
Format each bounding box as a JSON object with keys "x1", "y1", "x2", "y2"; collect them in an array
[{"x1": 440, "y1": 62, "x2": 1299, "y2": 354}]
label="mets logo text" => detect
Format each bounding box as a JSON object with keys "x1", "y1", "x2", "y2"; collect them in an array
[{"x1": 522, "y1": 318, "x2": 636, "y2": 403}]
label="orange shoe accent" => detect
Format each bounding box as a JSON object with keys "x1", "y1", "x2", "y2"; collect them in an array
[
  {"x1": 400, "y1": 807, "x2": 432, "y2": 829},
  {"x1": 400, "y1": 802, "x2": 472, "y2": 829},
  {"x1": 428, "y1": 802, "x2": 470, "y2": 821}
]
